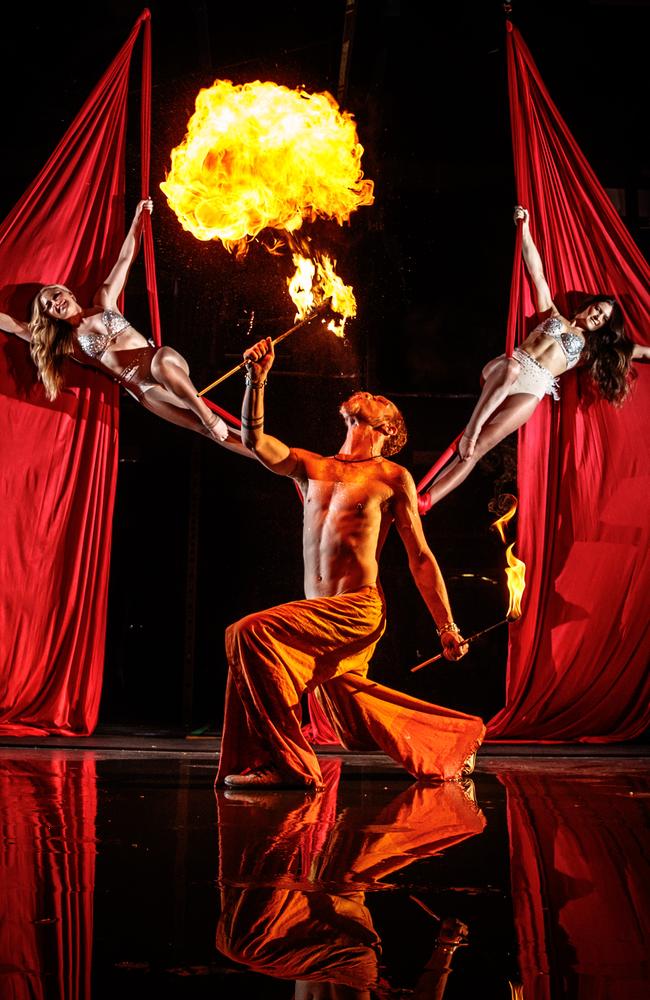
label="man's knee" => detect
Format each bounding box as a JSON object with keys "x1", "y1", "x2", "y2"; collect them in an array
[{"x1": 226, "y1": 609, "x2": 272, "y2": 645}]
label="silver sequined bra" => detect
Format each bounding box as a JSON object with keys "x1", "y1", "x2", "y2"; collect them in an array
[
  {"x1": 76, "y1": 309, "x2": 131, "y2": 359},
  {"x1": 535, "y1": 315, "x2": 584, "y2": 370}
]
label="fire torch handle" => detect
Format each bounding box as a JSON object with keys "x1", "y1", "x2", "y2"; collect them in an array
[
  {"x1": 410, "y1": 619, "x2": 510, "y2": 673},
  {"x1": 197, "y1": 302, "x2": 330, "y2": 397}
]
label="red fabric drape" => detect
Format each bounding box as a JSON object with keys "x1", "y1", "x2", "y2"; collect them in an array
[
  {"x1": 487, "y1": 24, "x2": 650, "y2": 741},
  {"x1": 502, "y1": 771, "x2": 650, "y2": 998},
  {"x1": 0, "y1": 14, "x2": 150, "y2": 735},
  {"x1": 0, "y1": 752, "x2": 97, "y2": 999}
]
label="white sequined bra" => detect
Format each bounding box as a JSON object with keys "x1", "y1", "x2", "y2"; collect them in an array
[
  {"x1": 76, "y1": 309, "x2": 131, "y2": 359},
  {"x1": 535, "y1": 316, "x2": 584, "y2": 370}
]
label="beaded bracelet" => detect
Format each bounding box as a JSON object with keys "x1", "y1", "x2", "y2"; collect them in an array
[
  {"x1": 244, "y1": 373, "x2": 267, "y2": 388},
  {"x1": 436, "y1": 621, "x2": 461, "y2": 637}
]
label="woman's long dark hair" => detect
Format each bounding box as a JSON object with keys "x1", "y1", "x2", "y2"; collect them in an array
[{"x1": 576, "y1": 295, "x2": 634, "y2": 405}]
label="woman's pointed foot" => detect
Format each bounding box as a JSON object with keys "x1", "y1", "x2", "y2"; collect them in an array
[{"x1": 206, "y1": 414, "x2": 228, "y2": 443}]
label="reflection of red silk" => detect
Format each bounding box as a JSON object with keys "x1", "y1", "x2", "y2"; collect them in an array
[
  {"x1": 216, "y1": 777, "x2": 485, "y2": 988},
  {"x1": 502, "y1": 771, "x2": 650, "y2": 998},
  {"x1": 0, "y1": 753, "x2": 97, "y2": 999}
]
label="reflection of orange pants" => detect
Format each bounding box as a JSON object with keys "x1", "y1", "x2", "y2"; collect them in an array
[
  {"x1": 216, "y1": 586, "x2": 485, "y2": 789},
  {"x1": 215, "y1": 776, "x2": 486, "y2": 991}
]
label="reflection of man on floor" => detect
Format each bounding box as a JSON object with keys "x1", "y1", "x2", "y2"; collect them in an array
[
  {"x1": 216, "y1": 760, "x2": 486, "y2": 998},
  {"x1": 216, "y1": 339, "x2": 485, "y2": 791}
]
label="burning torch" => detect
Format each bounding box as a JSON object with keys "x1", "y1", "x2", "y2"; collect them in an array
[
  {"x1": 411, "y1": 497, "x2": 526, "y2": 673},
  {"x1": 197, "y1": 302, "x2": 330, "y2": 395}
]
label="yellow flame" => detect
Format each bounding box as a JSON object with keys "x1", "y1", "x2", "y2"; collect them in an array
[
  {"x1": 505, "y1": 543, "x2": 526, "y2": 619},
  {"x1": 287, "y1": 253, "x2": 356, "y2": 337},
  {"x1": 508, "y1": 984, "x2": 525, "y2": 1000},
  {"x1": 491, "y1": 494, "x2": 518, "y2": 543},
  {"x1": 160, "y1": 79, "x2": 374, "y2": 257}
]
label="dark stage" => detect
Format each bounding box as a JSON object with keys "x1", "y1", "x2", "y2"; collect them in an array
[{"x1": 1, "y1": 737, "x2": 648, "y2": 998}]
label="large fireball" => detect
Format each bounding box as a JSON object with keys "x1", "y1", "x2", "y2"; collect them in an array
[{"x1": 160, "y1": 80, "x2": 374, "y2": 256}]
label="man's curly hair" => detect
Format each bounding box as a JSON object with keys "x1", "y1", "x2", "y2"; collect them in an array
[{"x1": 381, "y1": 403, "x2": 407, "y2": 457}]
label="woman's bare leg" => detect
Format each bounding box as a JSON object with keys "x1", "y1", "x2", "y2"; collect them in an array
[
  {"x1": 138, "y1": 390, "x2": 250, "y2": 457},
  {"x1": 419, "y1": 393, "x2": 540, "y2": 510},
  {"x1": 150, "y1": 346, "x2": 228, "y2": 442},
  {"x1": 459, "y1": 357, "x2": 521, "y2": 460},
  {"x1": 139, "y1": 391, "x2": 215, "y2": 437}
]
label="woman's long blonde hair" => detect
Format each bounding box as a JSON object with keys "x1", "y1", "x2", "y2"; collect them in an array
[{"x1": 29, "y1": 285, "x2": 76, "y2": 400}]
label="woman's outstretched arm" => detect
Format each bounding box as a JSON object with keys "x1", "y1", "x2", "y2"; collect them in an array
[
  {"x1": 514, "y1": 206, "x2": 557, "y2": 315},
  {"x1": 94, "y1": 199, "x2": 152, "y2": 309},
  {"x1": 0, "y1": 311, "x2": 31, "y2": 341}
]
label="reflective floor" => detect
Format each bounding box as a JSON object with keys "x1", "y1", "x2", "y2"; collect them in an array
[{"x1": 0, "y1": 747, "x2": 648, "y2": 999}]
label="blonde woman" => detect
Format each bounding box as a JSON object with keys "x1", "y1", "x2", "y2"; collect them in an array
[{"x1": 0, "y1": 199, "x2": 245, "y2": 453}]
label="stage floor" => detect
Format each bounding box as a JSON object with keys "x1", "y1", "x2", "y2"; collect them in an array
[{"x1": 1, "y1": 735, "x2": 648, "y2": 998}]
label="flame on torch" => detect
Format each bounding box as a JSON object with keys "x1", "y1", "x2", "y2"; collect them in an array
[
  {"x1": 491, "y1": 493, "x2": 518, "y2": 542},
  {"x1": 409, "y1": 495, "x2": 526, "y2": 673},
  {"x1": 491, "y1": 494, "x2": 525, "y2": 619},
  {"x1": 504, "y1": 542, "x2": 526, "y2": 619},
  {"x1": 287, "y1": 252, "x2": 356, "y2": 337}
]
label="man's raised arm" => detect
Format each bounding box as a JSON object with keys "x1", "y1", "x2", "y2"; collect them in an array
[{"x1": 241, "y1": 337, "x2": 303, "y2": 477}]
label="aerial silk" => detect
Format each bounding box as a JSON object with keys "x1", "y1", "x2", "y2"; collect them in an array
[
  {"x1": 485, "y1": 23, "x2": 650, "y2": 741},
  {"x1": 416, "y1": 23, "x2": 650, "y2": 743},
  {"x1": 0, "y1": 11, "x2": 237, "y2": 736},
  {"x1": 502, "y1": 770, "x2": 650, "y2": 998}
]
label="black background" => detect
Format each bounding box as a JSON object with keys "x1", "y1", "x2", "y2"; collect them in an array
[{"x1": 3, "y1": 0, "x2": 648, "y2": 732}]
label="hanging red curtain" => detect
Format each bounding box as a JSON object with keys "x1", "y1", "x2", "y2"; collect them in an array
[
  {"x1": 0, "y1": 13, "x2": 154, "y2": 736},
  {"x1": 502, "y1": 771, "x2": 650, "y2": 998},
  {"x1": 0, "y1": 752, "x2": 97, "y2": 999},
  {"x1": 484, "y1": 24, "x2": 650, "y2": 741}
]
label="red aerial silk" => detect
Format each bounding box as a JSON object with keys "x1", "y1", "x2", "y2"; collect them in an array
[
  {"x1": 0, "y1": 13, "x2": 152, "y2": 736},
  {"x1": 0, "y1": 752, "x2": 97, "y2": 999},
  {"x1": 486, "y1": 24, "x2": 650, "y2": 741},
  {"x1": 502, "y1": 770, "x2": 650, "y2": 998},
  {"x1": 0, "y1": 10, "x2": 241, "y2": 737}
]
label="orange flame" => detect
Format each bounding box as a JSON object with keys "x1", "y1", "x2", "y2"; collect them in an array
[
  {"x1": 491, "y1": 494, "x2": 518, "y2": 543},
  {"x1": 508, "y1": 984, "x2": 525, "y2": 1000},
  {"x1": 287, "y1": 253, "x2": 356, "y2": 337},
  {"x1": 505, "y1": 542, "x2": 526, "y2": 620},
  {"x1": 160, "y1": 80, "x2": 374, "y2": 257}
]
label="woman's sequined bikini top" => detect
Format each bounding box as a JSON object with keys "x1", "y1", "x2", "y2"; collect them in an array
[
  {"x1": 76, "y1": 309, "x2": 131, "y2": 360},
  {"x1": 535, "y1": 315, "x2": 585, "y2": 370}
]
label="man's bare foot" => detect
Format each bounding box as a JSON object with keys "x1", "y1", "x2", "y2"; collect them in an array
[
  {"x1": 460, "y1": 750, "x2": 477, "y2": 777},
  {"x1": 458, "y1": 431, "x2": 477, "y2": 461}
]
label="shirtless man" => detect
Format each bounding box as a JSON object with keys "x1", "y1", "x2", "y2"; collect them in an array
[{"x1": 215, "y1": 338, "x2": 485, "y2": 790}]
